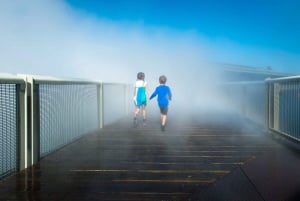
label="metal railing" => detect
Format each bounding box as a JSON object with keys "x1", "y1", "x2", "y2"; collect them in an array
[
  {"x1": 1, "y1": 72, "x2": 299, "y2": 181},
  {"x1": 0, "y1": 74, "x2": 131, "y2": 180},
  {"x1": 266, "y1": 76, "x2": 300, "y2": 141},
  {"x1": 221, "y1": 75, "x2": 300, "y2": 142},
  {"x1": 0, "y1": 74, "x2": 24, "y2": 180}
]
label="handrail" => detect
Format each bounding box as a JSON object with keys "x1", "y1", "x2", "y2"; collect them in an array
[
  {"x1": 220, "y1": 63, "x2": 293, "y2": 76},
  {"x1": 18, "y1": 74, "x2": 102, "y2": 85},
  {"x1": 220, "y1": 80, "x2": 265, "y2": 85},
  {"x1": 265, "y1": 75, "x2": 300, "y2": 82},
  {"x1": 0, "y1": 73, "x2": 24, "y2": 84}
]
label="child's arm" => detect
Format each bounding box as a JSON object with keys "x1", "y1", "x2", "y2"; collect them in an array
[
  {"x1": 133, "y1": 87, "x2": 136, "y2": 96},
  {"x1": 168, "y1": 87, "x2": 172, "y2": 100},
  {"x1": 149, "y1": 88, "x2": 157, "y2": 100}
]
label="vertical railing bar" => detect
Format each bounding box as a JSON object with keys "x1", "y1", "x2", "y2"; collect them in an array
[
  {"x1": 16, "y1": 84, "x2": 21, "y2": 172},
  {"x1": 97, "y1": 82, "x2": 103, "y2": 129}
]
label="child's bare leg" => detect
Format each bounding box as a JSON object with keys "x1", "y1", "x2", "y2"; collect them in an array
[
  {"x1": 142, "y1": 105, "x2": 147, "y2": 120},
  {"x1": 133, "y1": 107, "x2": 140, "y2": 127},
  {"x1": 141, "y1": 106, "x2": 147, "y2": 126},
  {"x1": 160, "y1": 114, "x2": 167, "y2": 131},
  {"x1": 134, "y1": 107, "x2": 140, "y2": 118},
  {"x1": 161, "y1": 115, "x2": 167, "y2": 126}
]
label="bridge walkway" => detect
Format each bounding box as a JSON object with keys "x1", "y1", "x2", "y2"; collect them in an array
[{"x1": 0, "y1": 112, "x2": 300, "y2": 201}]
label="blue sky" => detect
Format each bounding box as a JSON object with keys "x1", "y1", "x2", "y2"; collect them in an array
[
  {"x1": 66, "y1": 0, "x2": 299, "y2": 51},
  {"x1": 0, "y1": 0, "x2": 300, "y2": 81},
  {"x1": 65, "y1": 0, "x2": 300, "y2": 73}
]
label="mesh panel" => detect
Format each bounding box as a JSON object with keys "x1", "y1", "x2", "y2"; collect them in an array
[
  {"x1": 278, "y1": 81, "x2": 300, "y2": 139},
  {"x1": 39, "y1": 84, "x2": 98, "y2": 157},
  {"x1": 0, "y1": 84, "x2": 18, "y2": 179}
]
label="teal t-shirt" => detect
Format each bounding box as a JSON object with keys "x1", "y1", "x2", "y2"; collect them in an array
[{"x1": 134, "y1": 80, "x2": 147, "y2": 106}]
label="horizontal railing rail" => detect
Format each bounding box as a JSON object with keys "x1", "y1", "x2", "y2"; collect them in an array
[
  {"x1": 0, "y1": 73, "x2": 24, "y2": 84},
  {"x1": 266, "y1": 75, "x2": 300, "y2": 82},
  {"x1": 32, "y1": 75, "x2": 101, "y2": 85}
]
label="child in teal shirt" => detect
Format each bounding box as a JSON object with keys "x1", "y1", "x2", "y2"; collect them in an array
[{"x1": 133, "y1": 72, "x2": 150, "y2": 127}]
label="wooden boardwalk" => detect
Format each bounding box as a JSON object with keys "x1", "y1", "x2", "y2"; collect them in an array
[{"x1": 0, "y1": 112, "x2": 299, "y2": 201}]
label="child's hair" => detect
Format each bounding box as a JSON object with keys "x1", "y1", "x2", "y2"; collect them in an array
[
  {"x1": 159, "y1": 75, "x2": 167, "y2": 84},
  {"x1": 137, "y1": 72, "x2": 145, "y2": 80}
]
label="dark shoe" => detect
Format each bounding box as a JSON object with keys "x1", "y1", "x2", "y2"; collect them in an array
[{"x1": 161, "y1": 125, "x2": 165, "y2": 132}]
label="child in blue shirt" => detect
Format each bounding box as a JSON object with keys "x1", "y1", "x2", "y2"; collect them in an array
[{"x1": 150, "y1": 75, "x2": 172, "y2": 131}]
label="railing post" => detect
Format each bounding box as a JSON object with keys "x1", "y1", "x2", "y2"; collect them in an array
[
  {"x1": 273, "y1": 83, "x2": 280, "y2": 130},
  {"x1": 265, "y1": 82, "x2": 269, "y2": 131},
  {"x1": 97, "y1": 82, "x2": 103, "y2": 129},
  {"x1": 31, "y1": 79, "x2": 40, "y2": 165},
  {"x1": 18, "y1": 75, "x2": 40, "y2": 169},
  {"x1": 18, "y1": 75, "x2": 28, "y2": 170}
]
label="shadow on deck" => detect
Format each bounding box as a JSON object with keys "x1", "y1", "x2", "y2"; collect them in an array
[{"x1": 0, "y1": 112, "x2": 300, "y2": 201}]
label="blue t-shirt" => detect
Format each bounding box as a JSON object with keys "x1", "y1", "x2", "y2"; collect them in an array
[{"x1": 150, "y1": 85, "x2": 172, "y2": 107}]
